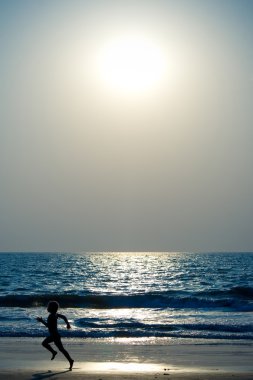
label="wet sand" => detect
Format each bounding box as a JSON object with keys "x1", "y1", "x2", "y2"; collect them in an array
[{"x1": 0, "y1": 338, "x2": 252, "y2": 379}]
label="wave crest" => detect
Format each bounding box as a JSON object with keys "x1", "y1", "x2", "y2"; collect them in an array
[{"x1": 1, "y1": 291, "x2": 253, "y2": 311}]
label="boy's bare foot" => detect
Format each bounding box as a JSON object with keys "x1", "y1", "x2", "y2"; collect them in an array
[
  {"x1": 51, "y1": 351, "x2": 57, "y2": 360},
  {"x1": 69, "y1": 359, "x2": 74, "y2": 370}
]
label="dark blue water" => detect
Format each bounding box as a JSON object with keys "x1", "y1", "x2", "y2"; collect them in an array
[{"x1": 0, "y1": 252, "x2": 253, "y2": 341}]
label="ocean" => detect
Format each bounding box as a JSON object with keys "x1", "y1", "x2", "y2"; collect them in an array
[{"x1": 0, "y1": 252, "x2": 253, "y2": 342}]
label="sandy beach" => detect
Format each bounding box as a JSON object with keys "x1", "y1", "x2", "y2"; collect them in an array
[{"x1": 0, "y1": 338, "x2": 252, "y2": 379}]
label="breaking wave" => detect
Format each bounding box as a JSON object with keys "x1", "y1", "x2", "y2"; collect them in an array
[{"x1": 1, "y1": 287, "x2": 253, "y2": 311}]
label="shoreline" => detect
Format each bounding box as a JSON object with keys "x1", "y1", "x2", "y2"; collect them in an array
[{"x1": 0, "y1": 338, "x2": 252, "y2": 379}]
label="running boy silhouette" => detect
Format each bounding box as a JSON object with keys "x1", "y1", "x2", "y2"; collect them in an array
[{"x1": 37, "y1": 301, "x2": 74, "y2": 370}]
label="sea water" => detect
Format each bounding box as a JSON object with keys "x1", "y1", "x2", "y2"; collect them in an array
[{"x1": 0, "y1": 252, "x2": 253, "y2": 342}]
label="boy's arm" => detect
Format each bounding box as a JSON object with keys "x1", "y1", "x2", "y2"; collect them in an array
[
  {"x1": 57, "y1": 313, "x2": 71, "y2": 329},
  {"x1": 36, "y1": 317, "x2": 48, "y2": 327}
]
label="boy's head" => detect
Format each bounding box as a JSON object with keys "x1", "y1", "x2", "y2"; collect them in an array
[{"x1": 47, "y1": 301, "x2": 59, "y2": 313}]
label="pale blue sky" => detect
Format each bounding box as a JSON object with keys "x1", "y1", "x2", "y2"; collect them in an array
[{"x1": 1, "y1": 0, "x2": 253, "y2": 252}]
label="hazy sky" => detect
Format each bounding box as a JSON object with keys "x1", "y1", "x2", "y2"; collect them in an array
[{"x1": 1, "y1": 0, "x2": 253, "y2": 252}]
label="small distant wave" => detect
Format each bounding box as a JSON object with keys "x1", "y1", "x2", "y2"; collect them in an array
[
  {"x1": 75, "y1": 318, "x2": 253, "y2": 333},
  {"x1": 201, "y1": 286, "x2": 253, "y2": 299},
  {"x1": 230, "y1": 286, "x2": 253, "y2": 297},
  {"x1": 1, "y1": 290, "x2": 253, "y2": 311},
  {"x1": 72, "y1": 320, "x2": 253, "y2": 340},
  {"x1": 1, "y1": 320, "x2": 253, "y2": 340}
]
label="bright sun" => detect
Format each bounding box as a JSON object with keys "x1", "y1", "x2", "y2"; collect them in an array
[{"x1": 96, "y1": 34, "x2": 167, "y2": 95}]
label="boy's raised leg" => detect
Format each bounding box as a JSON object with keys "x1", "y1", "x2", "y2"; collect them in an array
[{"x1": 42, "y1": 337, "x2": 57, "y2": 360}]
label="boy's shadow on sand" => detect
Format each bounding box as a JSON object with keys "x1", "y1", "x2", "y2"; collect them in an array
[{"x1": 31, "y1": 370, "x2": 70, "y2": 379}]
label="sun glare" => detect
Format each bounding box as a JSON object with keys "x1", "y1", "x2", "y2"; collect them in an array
[{"x1": 96, "y1": 34, "x2": 167, "y2": 95}]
